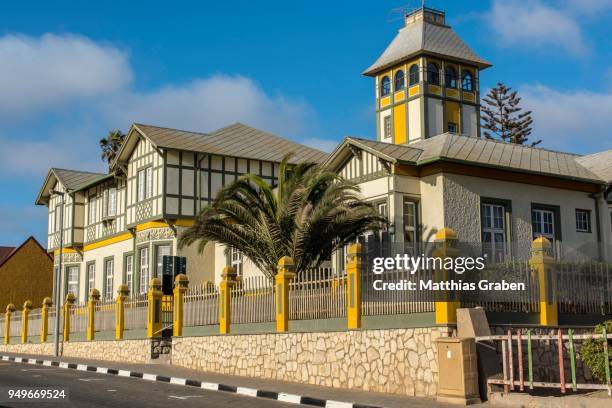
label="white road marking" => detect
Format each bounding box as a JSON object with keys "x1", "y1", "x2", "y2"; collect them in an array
[
  {"x1": 236, "y1": 387, "x2": 258, "y2": 397},
  {"x1": 169, "y1": 396, "x2": 203, "y2": 400},
  {"x1": 107, "y1": 389, "x2": 117, "y2": 392},
  {"x1": 278, "y1": 393, "x2": 302, "y2": 404},
  {"x1": 118, "y1": 370, "x2": 131, "y2": 377},
  {"x1": 43, "y1": 361, "x2": 52, "y2": 366},
  {"x1": 170, "y1": 377, "x2": 186, "y2": 385},
  {"x1": 15, "y1": 357, "x2": 23, "y2": 362},
  {"x1": 77, "y1": 364, "x2": 88, "y2": 371},
  {"x1": 326, "y1": 401, "x2": 353, "y2": 408},
  {"x1": 1, "y1": 356, "x2": 8, "y2": 361},
  {"x1": 28, "y1": 360, "x2": 37, "y2": 365},
  {"x1": 97, "y1": 367, "x2": 108, "y2": 374},
  {"x1": 78, "y1": 378, "x2": 104, "y2": 382},
  {"x1": 201, "y1": 382, "x2": 218, "y2": 391},
  {"x1": 59, "y1": 362, "x2": 69, "y2": 369},
  {"x1": 143, "y1": 373, "x2": 157, "y2": 381}
]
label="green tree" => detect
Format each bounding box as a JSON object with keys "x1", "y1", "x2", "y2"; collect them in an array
[
  {"x1": 99, "y1": 129, "x2": 126, "y2": 169},
  {"x1": 481, "y1": 82, "x2": 540, "y2": 146},
  {"x1": 581, "y1": 320, "x2": 612, "y2": 383},
  {"x1": 178, "y1": 154, "x2": 386, "y2": 278}
]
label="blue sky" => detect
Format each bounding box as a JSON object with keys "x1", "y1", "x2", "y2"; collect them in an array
[{"x1": 1, "y1": 0, "x2": 611, "y2": 246}]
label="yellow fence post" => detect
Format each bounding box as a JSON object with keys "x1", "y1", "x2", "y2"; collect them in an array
[
  {"x1": 4, "y1": 304, "x2": 15, "y2": 345},
  {"x1": 21, "y1": 301, "x2": 32, "y2": 343},
  {"x1": 63, "y1": 293, "x2": 75, "y2": 342},
  {"x1": 529, "y1": 236, "x2": 558, "y2": 326},
  {"x1": 147, "y1": 278, "x2": 163, "y2": 338},
  {"x1": 347, "y1": 243, "x2": 363, "y2": 329},
  {"x1": 87, "y1": 289, "x2": 100, "y2": 341},
  {"x1": 276, "y1": 256, "x2": 296, "y2": 332},
  {"x1": 41, "y1": 297, "x2": 52, "y2": 343},
  {"x1": 173, "y1": 274, "x2": 189, "y2": 337},
  {"x1": 116, "y1": 284, "x2": 129, "y2": 340},
  {"x1": 219, "y1": 266, "x2": 237, "y2": 334},
  {"x1": 433, "y1": 228, "x2": 460, "y2": 325}
]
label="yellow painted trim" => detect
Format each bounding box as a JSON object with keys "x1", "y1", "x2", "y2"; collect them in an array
[
  {"x1": 174, "y1": 219, "x2": 195, "y2": 227},
  {"x1": 380, "y1": 96, "x2": 391, "y2": 108},
  {"x1": 409, "y1": 85, "x2": 420, "y2": 97},
  {"x1": 463, "y1": 92, "x2": 475, "y2": 102},
  {"x1": 428, "y1": 85, "x2": 441, "y2": 95},
  {"x1": 136, "y1": 221, "x2": 169, "y2": 232},
  {"x1": 393, "y1": 104, "x2": 407, "y2": 145},
  {"x1": 394, "y1": 91, "x2": 405, "y2": 102},
  {"x1": 83, "y1": 233, "x2": 132, "y2": 252},
  {"x1": 53, "y1": 248, "x2": 77, "y2": 256},
  {"x1": 446, "y1": 88, "x2": 459, "y2": 99}
]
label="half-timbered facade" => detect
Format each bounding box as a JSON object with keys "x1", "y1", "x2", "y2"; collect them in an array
[{"x1": 36, "y1": 123, "x2": 326, "y2": 303}]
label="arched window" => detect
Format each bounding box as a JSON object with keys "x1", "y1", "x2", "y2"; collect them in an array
[
  {"x1": 445, "y1": 66, "x2": 457, "y2": 88},
  {"x1": 409, "y1": 64, "x2": 419, "y2": 86},
  {"x1": 380, "y1": 76, "x2": 391, "y2": 96},
  {"x1": 427, "y1": 63, "x2": 440, "y2": 85},
  {"x1": 462, "y1": 71, "x2": 473, "y2": 92},
  {"x1": 394, "y1": 70, "x2": 405, "y2": 91}
]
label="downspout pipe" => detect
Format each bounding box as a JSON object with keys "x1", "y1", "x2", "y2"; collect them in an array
[{"x1": 589, "y1": 188, "x2": 604, "y2": 261}]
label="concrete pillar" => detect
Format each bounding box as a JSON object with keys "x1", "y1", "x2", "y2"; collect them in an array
[
  {"x1": 275, "y1": 256, "x2": 296, "y2": 332},
  {"x1": 173, "y1": 274, "x2": 189, "y2": 337},
  {"x1": 346, "y1": 243, "x2": 363, "y2": 329}
]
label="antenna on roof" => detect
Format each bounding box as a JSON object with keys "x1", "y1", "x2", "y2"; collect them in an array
[{"x1": 387, "y1": 3, "x2": 411, "y2": 23}]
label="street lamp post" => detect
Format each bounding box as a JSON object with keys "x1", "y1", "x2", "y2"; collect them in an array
[{"x1": 50, "y1": 189, "x2": 65, "y2": 357}]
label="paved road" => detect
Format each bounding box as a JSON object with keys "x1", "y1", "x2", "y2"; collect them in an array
[{"x1": 0, "y1": 361, "x2": 298, "y2": 408}]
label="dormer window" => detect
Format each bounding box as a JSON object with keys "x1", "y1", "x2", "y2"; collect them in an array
[
  {"x1": 462, "y1": 71, "x2": 473, "y2": 92},
  {"x1": 88, "y1": 195, "x2": 97, "y2": 224},
  {"x1": 137, "y1": 167, "x2": 153, "y2": 201},
  {"x1": 427, "y1": 63, "x2": 440, "y2": 85},
  {"x1": 380, "y1": 76, "x2": 391, "y2": 96},
  {"x1": 445, "y1": 66, "x2": 457, "y2": 88},
  {"x1": 103, "y1": 186, "x2": 117, "y2": 218},
  {"x1": 409, "y1": 64, "x2": 419, "y2": 86},
  {"x1": 394, "y1": 70, "x2": 405, "y2": 91}
]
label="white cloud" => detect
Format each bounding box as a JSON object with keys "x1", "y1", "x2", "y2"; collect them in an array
[
  {"x1": 485, "y1": 0, "x2": 587, "y2": 55},
  {"x1": 0, "y1": 33, "x2": 131, "y2": 118},
  {"x1": 102, "y1": 75, "x2": 312, "y2": 137},
  {"x1": 520, "y1": 84, "x2": 612, "y2": 153}
]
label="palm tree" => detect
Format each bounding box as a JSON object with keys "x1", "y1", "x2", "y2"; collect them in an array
[
  {"x1": 178, "y1": 154, "x2": 386, "y2": 278},
  {"x1": 99, "y1": 129, "x2": 126, "y2": 169}
]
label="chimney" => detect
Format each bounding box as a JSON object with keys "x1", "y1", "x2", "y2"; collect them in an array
[{"x1": 405, "y1": 7, "x2": 446, "y2": 27}]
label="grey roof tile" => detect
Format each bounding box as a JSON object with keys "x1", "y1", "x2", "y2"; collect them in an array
[
  {"x1": 134, "y1": 123, "x2": 328, "y2": 164},
  {"x1": 576, "y1": 150, "x2": 612, "y2": 182},
  {"x1": 52, "y1": 168, "x2": 108, "y2": 191},
  {"x1": 364, "y1": 18, "x2": 491, "y2": 76}
]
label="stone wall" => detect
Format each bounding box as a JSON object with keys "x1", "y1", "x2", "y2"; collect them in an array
[
  {"x1": 490, "y1": 326, "x2": 596, "y2": 384},
  {"x1": 173, "y1": 327, "x2": 453, "y2": 397},
  {"x1": 0, "y1": 339, "x2": 151, "y2": 364}
]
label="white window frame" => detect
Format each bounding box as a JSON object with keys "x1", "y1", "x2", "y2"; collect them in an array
[
  {"x1": 66, "y1": 266, "x2": 79, "y2": 299},
  {"x1": 137, "y1": 169, "x2": 145, "y2": 202},
  {"x1": 88, "y1": 196, "x2": 97, "y2": 225},
  {"x1": 87, "y1": 263, "x2": 95, "y2": 296},
  {"x1": 575, "y1": 209, "x2": 591, "y2": 232},
  {"x1": 230, "y1": 247, "x2": 243, "y2": 277},
  {"x1": 146, "y1": 167, "x2": 153, "y2": 199},
  {"x1": 104, "y1": 259, "x2": 114, "y2": 299},
  {"x1": 105, "y1": 187, "x2": 117, "y2": 217},
  {"x1": 403, "y1": 198, "x2": 417, "y2": 252},
  {"x1": 139, "y1": 247, "x2": 149, "y2": 294},
  {"x1": 54, "y1": 204, "x2": 62, "y2": 232},
  {"x1": 155, "y1": 244, "x2": 171, "y2": 279},
  {"x1": 125, "y1": 254, "x2": 133, "y2": 295},
  {"x1": 383, "y1": 116, "x2": 392, "y2": 141},
  {"x1": 482, "y1": 203, "x2": 507, "y2": 262},
  {"x1": 532, "y1": 209, "x2": 555, "y2": 241}
]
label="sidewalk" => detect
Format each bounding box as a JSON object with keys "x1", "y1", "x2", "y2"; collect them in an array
[{"x1": 0, "y1": 351, "x2": 463, "y2": 408}]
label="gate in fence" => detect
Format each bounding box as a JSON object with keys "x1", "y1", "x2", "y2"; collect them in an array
[{"x1": 478, "y1": 328, "x2": 611, "y2": 395}]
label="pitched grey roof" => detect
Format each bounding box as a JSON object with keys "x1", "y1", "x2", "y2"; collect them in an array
[
  {"x1": 35, "y1": 168, "x2": 109, "y2": 205},
  {"x1": 133, "y1": 123, "x2": 328, "y2": 164},
  {"x1": 51, "y1": 168, "x2": 108, "y2": 191},
  {"x1": 575, "y1": 150, "x2": 612, "y2": 183},
  {"x1": 329, "y1": 134, "x2": 606, "y2": 184},
  {"x1": 364, "y1": 19, "x2": 491, "y2": 76}
]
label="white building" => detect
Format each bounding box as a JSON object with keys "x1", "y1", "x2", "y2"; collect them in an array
[{"x1": 36, "y1": 123, "x2": 326, "y2": 303}]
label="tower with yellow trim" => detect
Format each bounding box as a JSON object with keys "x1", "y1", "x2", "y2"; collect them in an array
[{"x1": 364, "y1": 7, "x2": 491, "y2": 144}]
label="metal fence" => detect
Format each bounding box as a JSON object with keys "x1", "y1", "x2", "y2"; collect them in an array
[
  {"x1": 124, "y1": 294, "x2": 147, "y2": 331},
  {"x1": 558, "y1": 262, "x2": 612, "y2": 315},
  {"x1": 8, "y1": 313, "x2": 21, "y2": 337},
  {"x1": 94, "y1": 299, "x2": 116, "y2": 332},
  {"x1": 184, "y1": 283, "x2": 219, "y2": 327},
  {"x1": 28, "y1": 309, "x2": 43, "y2": 338},
  {"x1": 230, "y1": 276, "x2": 275, "y2": 324},
  {"x1": 362, "y1": 267, "x2": 435, "y2": 316},
  {"x1": 70, "y1": 303, "x2": 88, "y2": 334},
  {"x1": 289, "y1": 267, "x2": 347, "y2": 320},
  {"x1": 461, "y1": 260, "x2": 540, "y2": 313}
]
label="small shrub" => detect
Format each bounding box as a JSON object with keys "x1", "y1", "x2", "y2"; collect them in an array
[{"x1": 581, "y1": 320, "x2": 612, "y2": 383}]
